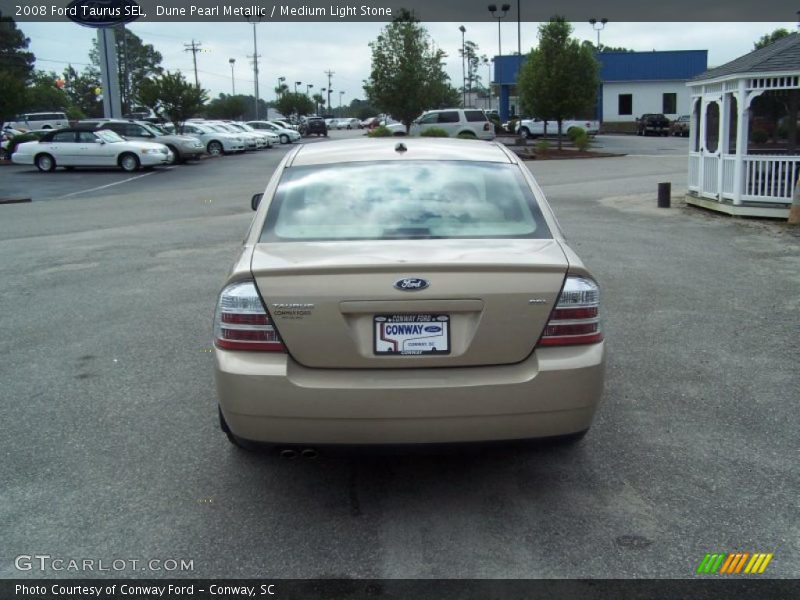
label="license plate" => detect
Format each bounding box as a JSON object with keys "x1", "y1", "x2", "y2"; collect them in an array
[{"x1": 374, "y1": 314, "x2": 450, "y2": 355}]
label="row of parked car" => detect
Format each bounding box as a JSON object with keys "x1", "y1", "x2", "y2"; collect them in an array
[{"x1": 3, "y1": 118, "x2": 302, "y2": 172}]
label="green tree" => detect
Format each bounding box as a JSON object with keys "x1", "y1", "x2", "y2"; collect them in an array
[
  {"x1": 754, "y1": 28, "x2": 790, "y2": 50},
  {"x1": 459, "y1": 40, "x2": 483, "y2": 103},
  {"x1": 90, "y1": 26, "x2": 163, "y2": 112},
  {"x1": 62, "y1": 65, "x2": 103, "y2": 118},
  {"x1": 274, "y1": 92, "x2": 314, "y2": 117},
  {"x1": 26, "y1": 71, "x2": 70, "y2": 112},
  {"x1": 364, "y1": 9, "x2": 460, "y2": 132},
  {"x1": 138, "y1": 71, "x2": 207, "y2": 132},
  {"x1": 517, "y1": 17, "x2": 599, "y2": 149},
  {"x1": 205, "y1": 94, "x2": 248, "y2": 119},
  {"x1": 0, "y1": 12, "x2": 35, "y2": 126},
  {"x1": 311, "y1": 93, "x2": 325, "y2": 115}
]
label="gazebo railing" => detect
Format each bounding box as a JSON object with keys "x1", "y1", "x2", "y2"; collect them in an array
[
  {"x1": 689, "y1": 152, "x2": 800, "y2": 204},
  {"x1": 743, "y1": 156, "x2": 799, "y2": 202}
]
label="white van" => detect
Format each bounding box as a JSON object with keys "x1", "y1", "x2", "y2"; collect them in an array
[{"x1": 5, "y1": 112, "x2": 69, "y2": 131}]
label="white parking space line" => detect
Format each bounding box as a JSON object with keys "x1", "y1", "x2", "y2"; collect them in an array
[{"x1": 58, "y1": 171, "x2": 158, "y2": 199}]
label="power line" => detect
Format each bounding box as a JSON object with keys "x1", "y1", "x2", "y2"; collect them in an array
[{"x1": 183, "y1": 40, "x2": 202, "y2": 87}]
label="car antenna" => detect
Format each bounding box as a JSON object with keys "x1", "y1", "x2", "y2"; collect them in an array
[{"x1": 394, "y1": 142, "x2": 407, "y2": 153}]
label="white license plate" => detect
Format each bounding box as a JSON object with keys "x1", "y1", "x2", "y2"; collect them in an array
[{"x1": 374, "y1": 314, "x2": 450, "y2": 355}]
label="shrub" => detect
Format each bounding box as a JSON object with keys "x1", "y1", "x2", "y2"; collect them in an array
[
  {"x1": 506, "y1": 118, "x2": 519, "y2": 134},
  {"x1": 420, "y1": 127, "x2": 450, "y2": 138},
  {"x1": 567, "y1": 126, "x2": 586, "y2": 142},
  {"x1": 368, "y1": 125, "x2": 392, "y2": 137},
  {"x1": 535, "y1": 139, "x2": 550, "y2": 153},
  {"x1": 573, "y1": 131, "x2": 591, "y2": 151},
  {"x1": 776, "y1": 125, "x2": 788, "y2": 140}
]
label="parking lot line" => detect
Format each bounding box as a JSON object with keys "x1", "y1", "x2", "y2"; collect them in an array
[{"x1": 58, "y1": 171, "x2": 158, "y2": 199}]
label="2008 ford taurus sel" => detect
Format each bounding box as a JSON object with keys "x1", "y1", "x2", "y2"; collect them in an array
[{"x1": 214, "y1": 138, "x2": 605, "y2": 448}]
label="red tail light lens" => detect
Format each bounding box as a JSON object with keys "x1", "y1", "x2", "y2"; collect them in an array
[
  {"x1": 214, "y1": 280, "x2": 285, "y2": 352},
  {"x1": 484, "y1": 122, "x2": 492, "y2": 131},
  {"x1": 538, "y1": 276, "x2": 603, "y2": 347}
]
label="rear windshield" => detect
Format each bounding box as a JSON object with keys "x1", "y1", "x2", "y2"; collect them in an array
[{"x1": 260, "y1": 161, "x2": 551, "y2": 241}]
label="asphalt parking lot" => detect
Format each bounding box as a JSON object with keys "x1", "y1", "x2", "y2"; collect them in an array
[{"x1": 1, "y1": 133, "x2": 798, "y2": 580}]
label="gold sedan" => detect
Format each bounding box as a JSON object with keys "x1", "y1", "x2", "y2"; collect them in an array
[{"x1": 214, "y1": 138, "x2": 605, "y2": 449}]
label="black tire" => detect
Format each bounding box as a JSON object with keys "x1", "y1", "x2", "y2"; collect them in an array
[
  {"x1": 118, "y1": 152, "x2": 140, "y2": 172},
  {"x1": 280, "y1": 134, "x2": 290, "y2": 144},
  {"x1": 166, "y1": 145, "x2": 181, "y2": 164},
  {"x1": 207, "y1": 140, "x2": 223, "y2": 156},
  {"x1": 458, "y1": 131, "x2": 477, "y2": 139},
  {"x1": 519, "y1": 127, "x2": 531, "y2": 139},
  {"x1": 35, "y1": 153, "x2": 56, "y2": 172},
  {"x1": 41, "y1": 125, "x2": 52, "y2": 130}
]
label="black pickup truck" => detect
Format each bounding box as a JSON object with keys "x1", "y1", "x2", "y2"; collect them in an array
[{"x1": 636, "y1": 113, "x2": 671, "y2": 136}]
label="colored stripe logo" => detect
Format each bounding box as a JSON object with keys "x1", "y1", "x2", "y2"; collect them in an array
[{"x1": 696, "y1": 552, "x2": 773, "y2": 574}]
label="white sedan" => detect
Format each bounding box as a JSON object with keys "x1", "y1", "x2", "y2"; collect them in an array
[
  {"x1": 12, "y1": 128, "x2": 172, "y2": 172},
  {"x1": 246, "y1": 121, "x2": 301, "y2": 144},
  {"x1": 180, "y1": 123, "x2": 246, "y2": 155}
]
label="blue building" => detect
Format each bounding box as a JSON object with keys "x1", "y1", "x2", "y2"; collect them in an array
[{"x1": 493, "y1": 50, "x2": 708, "y2": 127}]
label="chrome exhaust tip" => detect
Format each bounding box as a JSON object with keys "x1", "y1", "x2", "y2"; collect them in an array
[
  {"x1": 279, "y1": 448, "x2": 299, "y2": 460},
  {"x1": 301, "y1": 448, "x2": 319, "y2": 460}
]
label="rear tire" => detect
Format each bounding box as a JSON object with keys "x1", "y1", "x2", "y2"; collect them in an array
[
  {"x1": 550, "y1": 429, "x2": 588, "y2": 446},
  {"x1": 207, "y1": 141, "x2": 223, "y2": 156},
  {"x1": 35, "y1": 153, "x2": 56, "y2": 172},
  {"x1": 519, "y1": 127, "x2": 531, "y2": 139},
  {"x1": 118, "y1": 152, "x2": 140, "y2": 172}
]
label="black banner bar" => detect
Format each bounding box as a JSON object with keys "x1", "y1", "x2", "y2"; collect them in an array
[
  {"x1": 3, "y1": 579, "x2": 800, "y2": 600},
  {"x1": 0, "y1": 0, "x2": 796, "y2": 23}
]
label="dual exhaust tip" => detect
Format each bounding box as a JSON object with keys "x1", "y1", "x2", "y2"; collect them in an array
[{"x1": 279, "y1": 448, "x2": 318, "y2": 460}]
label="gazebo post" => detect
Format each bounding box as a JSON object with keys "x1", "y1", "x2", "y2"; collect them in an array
[
  {"x1": 718, "y1": 94, "x2": 729, "y2": 199},
  {"x1": 732, "y1": 78, "x2": 748, "y2": 205}
]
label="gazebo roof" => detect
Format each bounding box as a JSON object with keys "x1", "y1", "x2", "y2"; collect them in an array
[{"x1": 692, "y1": 32, "x2": 800, "y2": 82}]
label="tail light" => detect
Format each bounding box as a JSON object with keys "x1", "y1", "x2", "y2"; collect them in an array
[
  {"x1": 538, "y1": 276, "x2": 603, "y2": 347},
  {"x1": 484, "y1": 122, "x2": 492, "y2": 131},
  {"x1": 214, "y1": 280, "x2": 285, "y2": 352}
]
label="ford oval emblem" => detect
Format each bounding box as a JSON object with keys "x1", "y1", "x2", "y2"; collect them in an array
[
  {"x1": 394, "y1": 277, "x2": 429, "y2": 291},
  {"x1": 67, "y1": 0, "x2": 141, "y2": 27}
]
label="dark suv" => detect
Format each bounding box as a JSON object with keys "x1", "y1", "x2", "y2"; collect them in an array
[{"x1": 301, "y1": 117, "x2": 328, "y2": 137}]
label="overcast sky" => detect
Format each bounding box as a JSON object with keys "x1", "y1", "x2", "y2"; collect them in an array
[{"x1": 16, "y1": 21, "x2": 798, "y2": 104}]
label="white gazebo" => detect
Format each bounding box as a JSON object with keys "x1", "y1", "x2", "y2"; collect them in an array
[{"x1": 686, "y1": 33, "x2": 800, "y2": 217}]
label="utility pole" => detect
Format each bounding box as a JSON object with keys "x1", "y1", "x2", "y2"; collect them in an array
[
  {"x1": 324, "y1": 69, "x2": 335, "y2": 112},
  {"x1": 183, "y1": 40, "x2": 202, "y2": 88},
  {"x1": 228, "y1": 58, "x2": 236, "y2": 95},
  {"x1": 247, "y1": 16, "x2": 262, "y2": 120}
]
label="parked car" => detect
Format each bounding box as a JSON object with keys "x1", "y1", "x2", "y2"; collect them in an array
[
  {"x1": 409, "y1": 109, "x2": 495, "y2": 140},
  {"x1": 670, "y1": 115, "x2": 690, "y2": 137},
  {"x1": 338, "y1": 118, "x2": 362, "y2": 130},
  {"x1": 231, "y1": 122, "x2": 279, "y2": 147},
  {"x1": 517, "y1": 117, "x2": 600, "y2": 139},
  {"x1": 12, "y1": 128, "x2": 172, "y2": 172},
  {"x1": 246, "y1": 121, "x2": 301, "y2": 144},
  {"x1": 78, "y1": 119, "x2": 205, "y2": 163},
  {"x1": 5, "y1": 111, "x2": 69, "y2": 131},
  {"x1": 301, "y1": 117, "x2": 328, "y2": 137},
  {"x1": 215, "y1": 137, "x2": 605, "y2": 448},
  {"x1": 206, "y1": 122, "x2": 265, "y2": 150},
  {"x1": 271, "y1": 119, "x2": 297, "y2": 131},
  {"x1": 180, "y1": 122, "x2": 246, "y2": 155},
  {"x1": 361, "y1": 117, "x2": 380, "y2": 129},
  {"x1": 636, "y1": 114, "x2": 671, "y2": 136}
]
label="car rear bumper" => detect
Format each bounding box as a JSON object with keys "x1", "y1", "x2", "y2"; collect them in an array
[{"x1": 215, "y1": 342, "x2": 605, "y2": 444}]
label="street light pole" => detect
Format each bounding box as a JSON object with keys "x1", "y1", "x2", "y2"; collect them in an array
[
  {"x1": 228, "y1": 58, "x2": 236, "y2": 95},
  {"x1": 589, "y1": 18, "x2": 608, "y2": 50},
  {"x1": 517, "y1": 0, "x2": 521, "y2": 57},
  {"x1": 277, "y1": 76, "x2": 285, "y2": 98},
  {"x1": 339, "y1": 90, "x2": 345, "y2": 111},
  {"x1": 459, "y1": 25, "x2": 466, "y2": 108},
  {"x1": 294, "y1": 81, "x2": 301, "y2": 94},
  {"x1": 488, "y1": 4, "x2": 510, "y2": 57},
  {"x1": 246, "y1": 15, "x2": 262, "y2": 120},
  {"x1": 306, "y1": 83, "x2": 313, "y2": 96}
]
